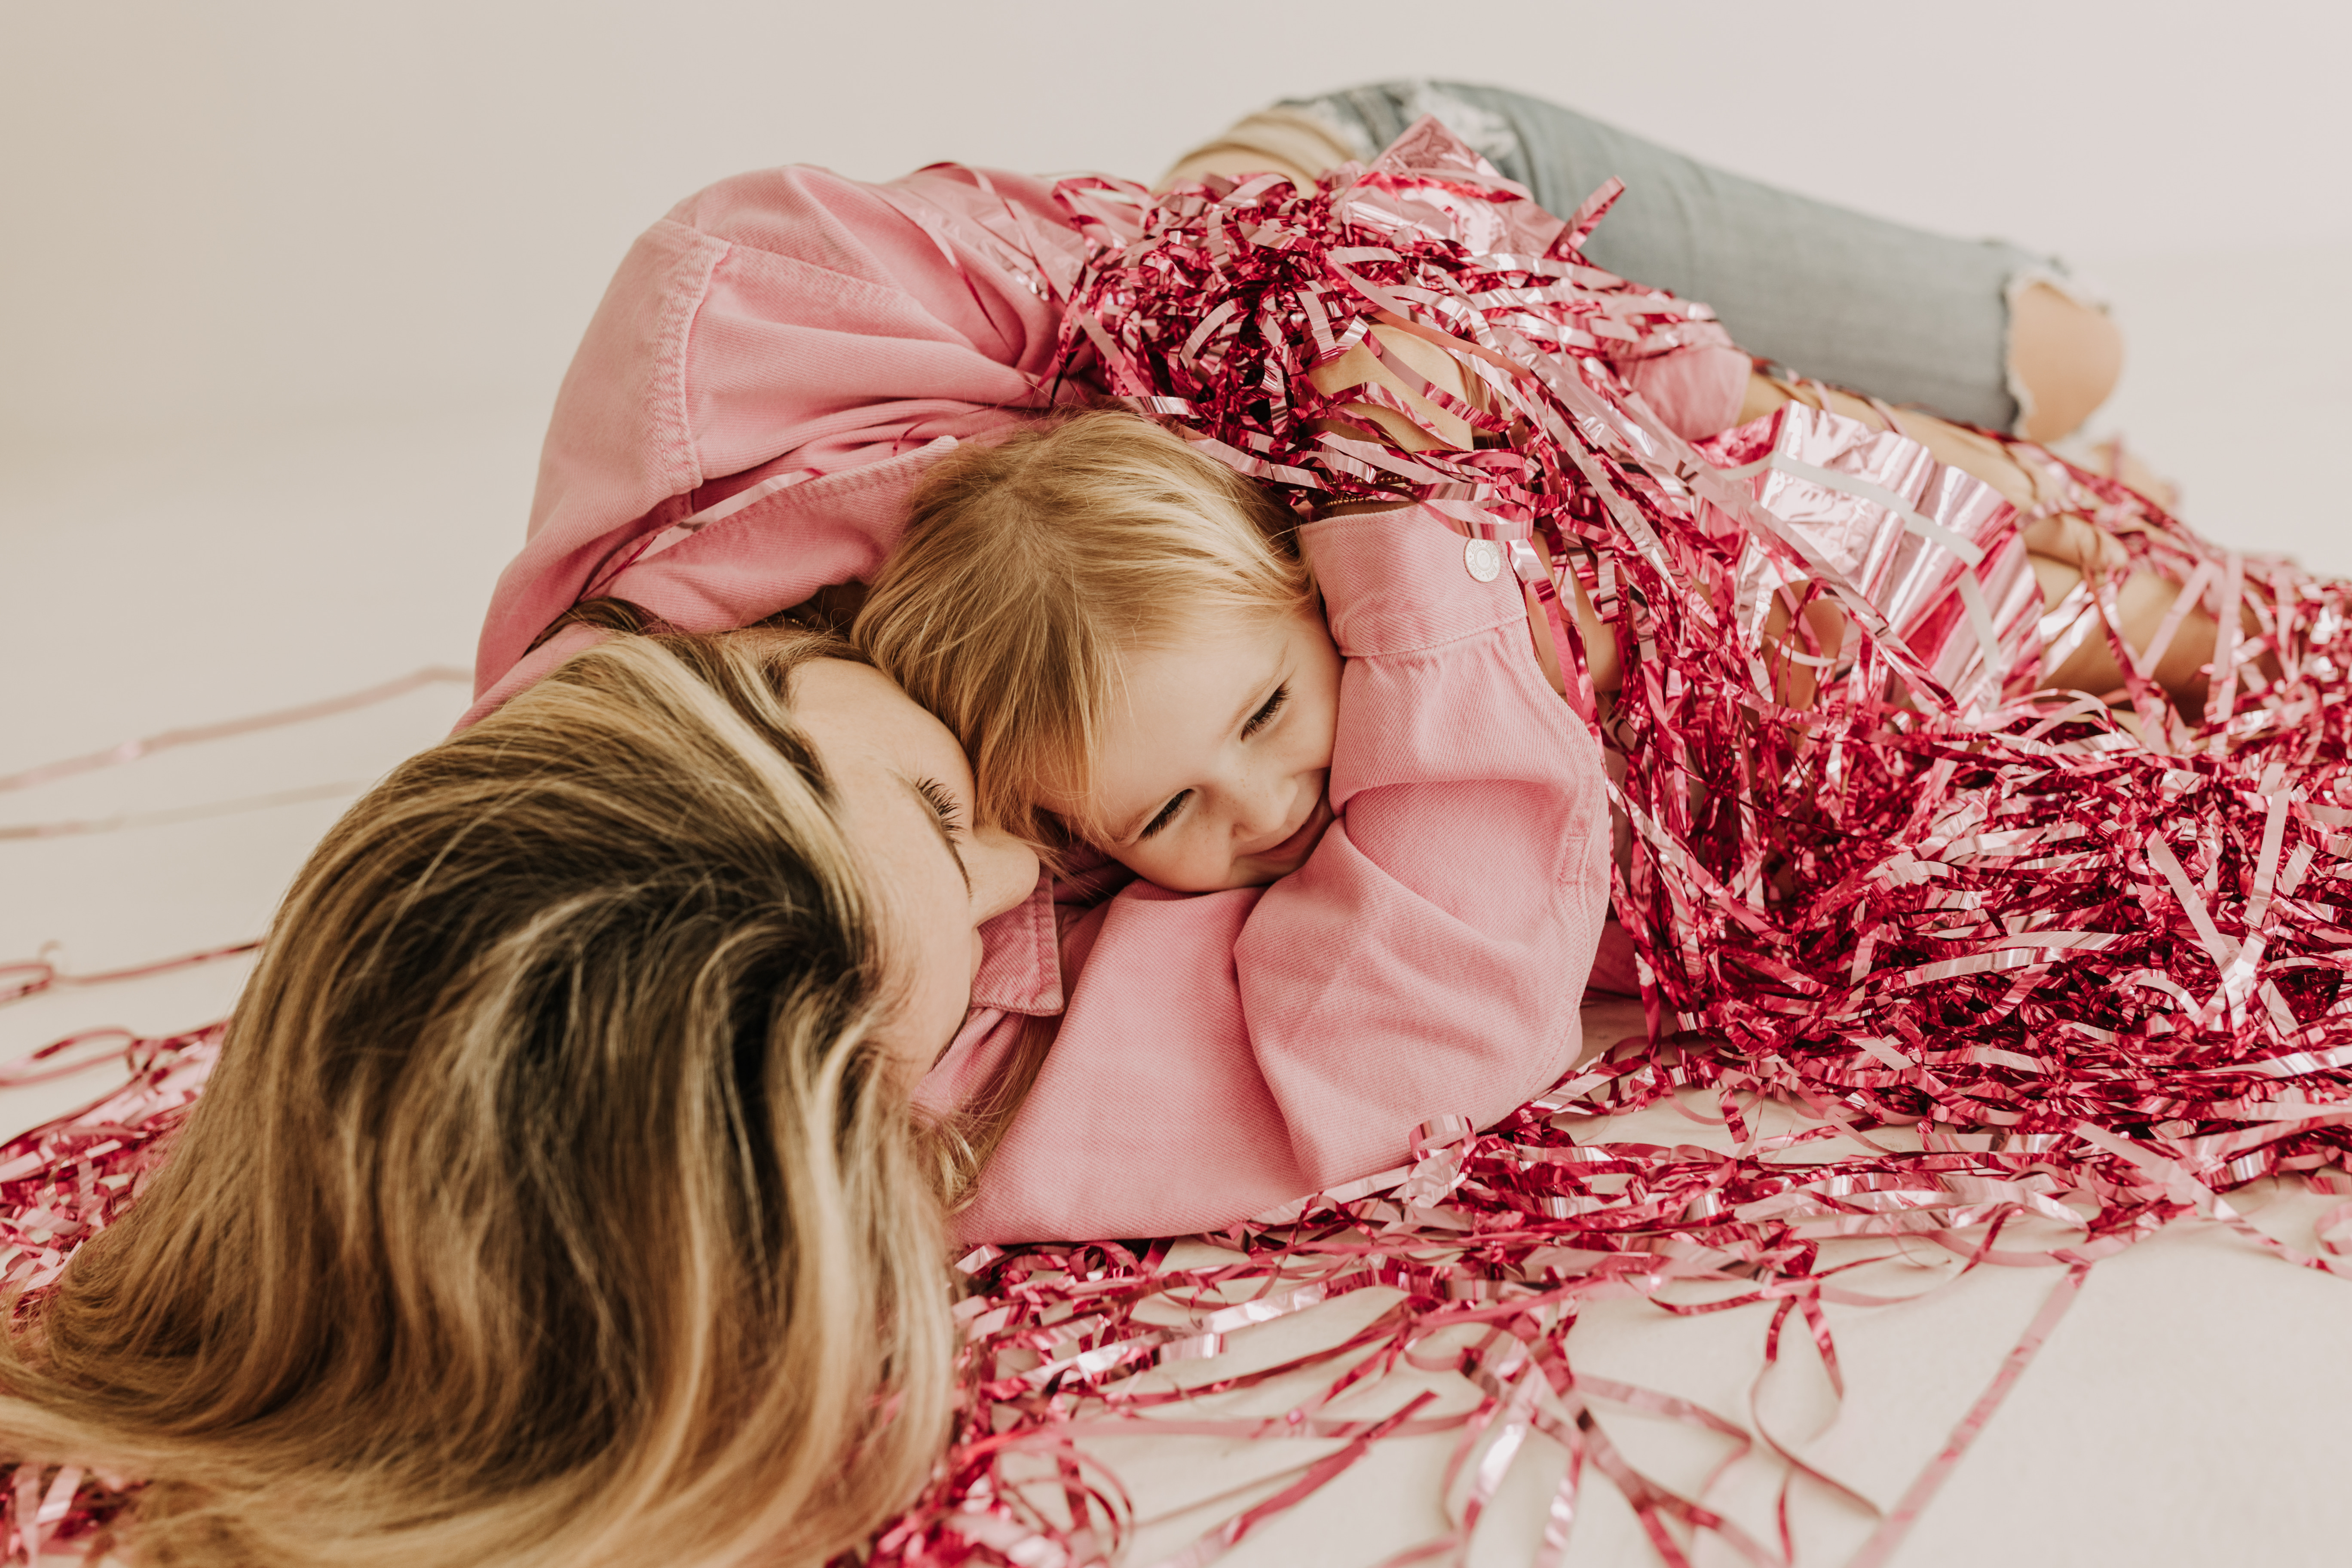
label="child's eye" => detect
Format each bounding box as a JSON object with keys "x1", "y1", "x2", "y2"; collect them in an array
[
  {"x1": 1138, "y1": 790, "x2": 1191, "y2": 841},
  {"x1": 1241, "y1": 683, "x2": 1291, "y2": 738}
]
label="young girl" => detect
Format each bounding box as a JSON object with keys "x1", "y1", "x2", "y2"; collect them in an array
[{"x1": 890, "y1": 419, "x2": 1613, "y2": 1243}]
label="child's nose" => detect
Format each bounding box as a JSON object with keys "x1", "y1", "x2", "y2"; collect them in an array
[{"x1": 1230, "y1": 780, "x2": 1291, "y2": 840}]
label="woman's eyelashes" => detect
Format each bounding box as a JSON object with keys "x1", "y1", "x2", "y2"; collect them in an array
[
  {"x1": 912, "y1": 775, "x2": 967, "y2": 838},
  {"x1": 1242, "y1": 682, "x2": 1290, "y2": 738}
]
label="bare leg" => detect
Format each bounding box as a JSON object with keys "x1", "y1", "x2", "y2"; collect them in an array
[
  {"x1": 1741, "y1": 375, "x2": 2234, "y2": 714},
  {"x1": 2009, "y1": 281, "x2": 2124, "y2": 444}
]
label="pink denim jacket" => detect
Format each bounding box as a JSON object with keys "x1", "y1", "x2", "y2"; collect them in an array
[{"x1": 472, "y1": 163, "x2": 1616, "y2": 1239}]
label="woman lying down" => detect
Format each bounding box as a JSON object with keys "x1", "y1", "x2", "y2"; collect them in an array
[{"x1": 2, "y1": 92, "x2": 2317, "y2": 1568}]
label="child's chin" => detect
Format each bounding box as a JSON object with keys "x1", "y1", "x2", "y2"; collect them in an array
[
  {"x1": 1138, "y1": 859, "x2": 1291, "y2": 894},
  {"x1": 1228, "y1": 832, "x2": 1332, "y2": 888}
]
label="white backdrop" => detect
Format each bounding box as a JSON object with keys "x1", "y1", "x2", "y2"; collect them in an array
[{"x1": 4, "y1": 0, "x2": 2348, "y2": 451}]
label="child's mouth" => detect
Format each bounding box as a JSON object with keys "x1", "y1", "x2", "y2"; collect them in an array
[{"x1": 1254, "y1": 794, "x2": 1334, "y2": 867}]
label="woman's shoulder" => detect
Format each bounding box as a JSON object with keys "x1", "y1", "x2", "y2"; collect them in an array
[{"x1": 657, "y1": 161, "x2": 1090, "y2": 298}]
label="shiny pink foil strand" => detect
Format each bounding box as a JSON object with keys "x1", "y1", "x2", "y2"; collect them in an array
[
  {"x1": 1840, "y1": 1262, "x2": 2089, "y2": 1568},
  {"x1": 1, "y1": 943, "x2": 259, "y2": 1014}
]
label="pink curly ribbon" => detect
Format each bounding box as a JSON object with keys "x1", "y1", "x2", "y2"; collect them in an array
[{"x1": 0, "y1": 666, "x2": 470, "y2": 796}]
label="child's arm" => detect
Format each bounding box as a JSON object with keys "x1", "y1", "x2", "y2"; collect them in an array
[{"x1": 953, "y1": 503, "x2": 1611, "y2": 1243}]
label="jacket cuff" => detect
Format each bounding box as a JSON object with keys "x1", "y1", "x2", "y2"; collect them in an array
[{"x1": 1298, "y1": 504, "x2": 1523, "y2": 659}]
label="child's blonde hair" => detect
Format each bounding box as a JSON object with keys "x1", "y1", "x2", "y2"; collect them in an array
[
  {"x1": 0, "y1": 631, "x2": 955, "y2": 1568},
  {"x1": 855, "y1": 409, "x2": 1314, "y2": 858}
]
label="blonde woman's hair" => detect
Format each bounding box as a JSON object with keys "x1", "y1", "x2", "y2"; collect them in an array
[
  {"x1": 0, "y1": 631, "x2": 955, "y2": 1568},
  {"x1": 855, "y1": 409, "x2": 1314, "y2": 860}
]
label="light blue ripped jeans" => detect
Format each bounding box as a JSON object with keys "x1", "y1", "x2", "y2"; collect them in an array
[{"x1": 1278, "y1": 80, "x2": 2079, "y2": 433}]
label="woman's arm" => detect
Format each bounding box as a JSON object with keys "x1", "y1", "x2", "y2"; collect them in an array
[{"x1": 467, "y1": 162, "x2": 1085, "y2": 723}]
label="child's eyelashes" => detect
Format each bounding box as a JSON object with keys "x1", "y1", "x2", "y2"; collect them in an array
[
  {"x1": 1133, "y1": 684, "x2": 1287, "y2": 843},
  {"x1": 1138, "y1": 790, "x2": 1191, "y2": 841},
  {"x1": 1241, "y1": 683, "x2": 1290, "y2": 738},
  {"x1": 912, "y1": 775, "x2": 967, "y2": 837}
]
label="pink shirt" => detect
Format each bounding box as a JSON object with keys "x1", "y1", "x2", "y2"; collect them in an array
[{"x1": 472, "y1": 162, "x2": 1620, "y2": 1239}]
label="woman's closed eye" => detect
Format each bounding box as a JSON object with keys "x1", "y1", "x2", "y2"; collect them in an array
[
  {"x1": 1241, "y1": 683, "x2": 1290, "y2": 738},
  {"x1": 912, "y1": 775, "x2": 966, "y2": 838}
]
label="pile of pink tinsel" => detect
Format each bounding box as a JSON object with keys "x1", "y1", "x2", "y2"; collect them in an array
[
  {"x1": 5, "y1": 120, "x2": 2351, "y2": 1567},
  {"x1": 0, "y1": 1013, "x2": 219, "y2": 1565}
]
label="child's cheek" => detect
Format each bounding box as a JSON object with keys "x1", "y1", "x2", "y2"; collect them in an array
[
  {"x1": 1112, "y1": 833, "x2": 1242, "y2": 897},
  {"x1": 1304, "y1": 623, "x2": 1344, "y2": 768}
]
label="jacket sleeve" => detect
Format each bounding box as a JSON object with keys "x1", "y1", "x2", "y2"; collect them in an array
[
  {"x1": 956, "y1": 503, "x2": 1614, "y2": 1242},
  {"x1": 467, "y1": 163, "x2": 1087, "y2": 720}
]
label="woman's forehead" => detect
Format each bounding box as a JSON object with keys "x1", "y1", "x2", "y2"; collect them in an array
[{"x1": 796, "y1": 660, "x2": 972, "y2": 778}]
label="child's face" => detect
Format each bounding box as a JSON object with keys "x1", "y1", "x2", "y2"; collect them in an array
[{"x1": 1081, "y1": 601, "x2": 1343, "y2": 893}]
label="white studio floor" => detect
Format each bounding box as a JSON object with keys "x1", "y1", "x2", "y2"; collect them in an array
[{"x1": 5, "y1": 235, "x2": 2351, "y2": 1566}]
